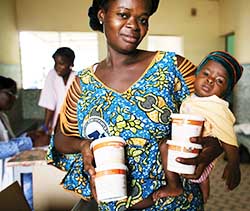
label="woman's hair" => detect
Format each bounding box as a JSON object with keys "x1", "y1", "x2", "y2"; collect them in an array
[
  {"x1": 88, "y1": 0, "x2": 160, "y2": 32},
  {"x1": 0, "y1": 76, "x2": 17, "y2": 94},
  {"x1": 52, "y1": 47, "x2": 75, "y2": 64}
]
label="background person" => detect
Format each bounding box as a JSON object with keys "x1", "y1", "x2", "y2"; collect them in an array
[
  {"x1": 0, "y1": 75, "x2": 49, "y2": 210},
  {"x1": 38, "y1": 47, "x2": 76, "y2": 134},
  {"x1": 47, "y1": 0, "x2": 223, "y2": 210}
]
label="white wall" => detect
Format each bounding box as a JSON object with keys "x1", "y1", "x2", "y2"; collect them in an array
[{"x1": 16, "y1": 0, "x2": 223, "y2": 65}]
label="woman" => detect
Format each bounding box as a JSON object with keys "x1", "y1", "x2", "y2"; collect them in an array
[{"x1": 47, "y1": 0, "x2": 222, "y2": 210}]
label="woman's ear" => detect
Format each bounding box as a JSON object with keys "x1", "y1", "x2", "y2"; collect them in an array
[{"x1": 97, "y1": 8, "x2": 105, "y2": 23}]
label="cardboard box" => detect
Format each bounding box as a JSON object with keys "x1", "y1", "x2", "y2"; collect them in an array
[
  {"x1": 7, "y1": 149, "x2": 80, "y2": 211},
  {"x1": 33, "y1": 165, "x2": 79, "y2": 211},
  {"x1": 0, "y1": 181, "x2": 31, "y2": 211}
]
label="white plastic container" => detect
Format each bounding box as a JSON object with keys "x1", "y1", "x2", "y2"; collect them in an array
[
  {"x1": 167, "y1": 140, "x2": 202, "y2": 174},
  {"x1": 95, "y1": 163, "x2": 127, "y2": 202},
  {"x1": 171, "y1": 113, "x2": 205, "y2": 142},
  {"x1": 90, "y1": 136, "x2": 126, "y2": 167}
]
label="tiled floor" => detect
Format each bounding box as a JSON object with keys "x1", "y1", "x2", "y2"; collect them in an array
[{"x1": 205, "y1": 155, "x2": 250, "y2": 211}]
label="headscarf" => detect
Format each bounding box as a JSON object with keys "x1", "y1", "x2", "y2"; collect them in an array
[{"x1": 196, "y1": 51, "x2": 243, "y2": 96}]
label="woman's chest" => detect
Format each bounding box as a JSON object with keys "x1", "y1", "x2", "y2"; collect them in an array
[
  {"x1": 77, "y1": 71, "x2": 178, "y2": 140},
  {"x1": 94, "y1": 65, "x2": 147, "y2": 94}
]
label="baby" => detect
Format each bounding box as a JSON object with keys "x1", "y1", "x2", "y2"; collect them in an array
[{"x1": 153, "y1": 51, "x2": 243, "y2": 203}]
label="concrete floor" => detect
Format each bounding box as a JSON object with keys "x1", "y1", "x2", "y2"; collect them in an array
[{"x1": 205, "y1": 155, "x2": 250, "y2": 211}]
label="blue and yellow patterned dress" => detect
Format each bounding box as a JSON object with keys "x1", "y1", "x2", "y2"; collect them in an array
[{"x1": 46, "y1": 51, "x2": 203, "y2": 211}]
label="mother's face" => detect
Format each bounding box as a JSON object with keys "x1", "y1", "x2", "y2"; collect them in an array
[{"x1": 98, "y1": 0, "x2": 152, "y2": 53}]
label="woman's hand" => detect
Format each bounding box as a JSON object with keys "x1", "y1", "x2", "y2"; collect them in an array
[
  {"x1": 177, "y1": 136, "x2": 223, "y2": 179},
  {"x1": 80, "y1": 141, "x2": 98, "y2": 201}
]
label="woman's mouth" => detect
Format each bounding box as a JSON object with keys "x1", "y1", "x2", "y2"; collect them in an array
[{"x1": 122, "y1": 34, "x2": 139, "y2": 44}]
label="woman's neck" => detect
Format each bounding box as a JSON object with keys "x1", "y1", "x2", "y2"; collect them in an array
[{"x1": 104, "y1": 48, "x2": 142, "y2": 71}]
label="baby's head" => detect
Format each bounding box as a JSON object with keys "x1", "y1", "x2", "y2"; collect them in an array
[{"x1": 194, "y1": 51, "x2": 243, "y2": 98}]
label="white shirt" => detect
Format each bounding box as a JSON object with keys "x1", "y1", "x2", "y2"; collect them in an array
[{"x1": 38, "y1": 69, "x2": 76, "y2": 129}]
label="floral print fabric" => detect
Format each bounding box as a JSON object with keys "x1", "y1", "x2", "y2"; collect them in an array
[{"x1": 46, "y1": 51, "x2": 203, "y2": 211}]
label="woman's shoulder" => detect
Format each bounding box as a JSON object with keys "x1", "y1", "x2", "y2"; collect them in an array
[
  {"x1": 155, "y1": 51, "x2": 195, "y2": 69},
  {"x1": 152, "y1": 51, "x2": 187, "y2": 66},
  {"x1": 77, "y1": 65, "x2": 94, "y2": 76}
]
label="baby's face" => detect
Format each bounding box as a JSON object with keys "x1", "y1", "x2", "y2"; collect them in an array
[{"x1": 194, "y1": 60, "x2": 229, "y2": 98}]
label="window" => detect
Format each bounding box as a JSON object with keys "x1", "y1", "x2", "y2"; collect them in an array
[
  {"x1": 147, "y1": 35, "x2": 184, "y2": 56},
  {"x1": 19, "y1": 31, "x2": 99, "y2": 89}
]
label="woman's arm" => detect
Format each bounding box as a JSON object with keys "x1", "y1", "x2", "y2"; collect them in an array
[
  {"x1": 54, "y1": 121, "x2": 84, "y2": 154},
  {"x1": 52, "y1": 75, "x2": 99, "y2": 199},
  {"x1": 54, "y1": 119, "x2": 95, "y2": 171},
  {"x1": 53, "y1": 76, "x2": 85, "y2": 154},
  {"x1": 54, "y1": 118, "x2": 97, "y2": 200}
]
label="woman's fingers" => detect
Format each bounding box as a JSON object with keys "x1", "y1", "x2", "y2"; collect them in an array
[
  {"x1": 89, "y1": 172, "x2": 98, "y2": 201},
  {"x1": 176, "y1": 156, "x2": 198, "y2": 166},
  {"x1": 79, "y1": 140, "x2": 98, "y2": 200}
]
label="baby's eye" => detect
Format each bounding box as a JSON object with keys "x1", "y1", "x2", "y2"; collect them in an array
[
  {"x1": 216, "y1": 77, "x2": 225, "y2": 85},
  {"x1": 202, "y1": 70, "x2": 209, "y2": 76}
]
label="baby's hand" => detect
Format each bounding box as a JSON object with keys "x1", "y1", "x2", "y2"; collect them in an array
[{"x1": 222, "y1": 162, "x2": 241, "y2": 190}]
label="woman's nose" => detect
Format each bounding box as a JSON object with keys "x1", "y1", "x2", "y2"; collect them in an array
[{"x1": 127, "y1": 17, "x2": 139, "y2": 30}]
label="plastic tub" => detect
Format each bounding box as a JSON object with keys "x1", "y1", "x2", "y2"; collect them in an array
[
  {"x1": 167, "y1": 140, "x2": 202, "y2": 174},
  {"x1": 95, "y1": 163, "x2": 127, "y2": 202},
  {"x1": 90, "y1": 136, "x2": 126, "y2": 167},
  {"x1": 171, "y1": 113, "x2": 204, "y2": 142}
]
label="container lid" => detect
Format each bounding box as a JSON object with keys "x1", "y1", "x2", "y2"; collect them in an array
[
  {"x1": 90, "y1": 136, "x2": 126, "y2": 149},
  {"x1": 167, "y1": 140, "x2": 202, "y2": 149},
  {"x1": 170, "y1": 113, "x2": 205, "y2": 122}
]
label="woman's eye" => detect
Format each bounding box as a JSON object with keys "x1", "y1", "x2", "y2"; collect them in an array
[
  {"x1": 139, "y1": 18, "x2": 148, "y2": 25},
  {"x1": 118, "y1": 13, "x2": 128, "y2": 19}
]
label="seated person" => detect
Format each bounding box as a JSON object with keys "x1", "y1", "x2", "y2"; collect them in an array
[{"x1": 0, "y1": 75, "x2": 49, "y2": 210}]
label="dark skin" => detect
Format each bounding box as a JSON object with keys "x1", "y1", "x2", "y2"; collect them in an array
[
  {"x1": 153, "y1": 60, "x2": 241, "y2": 203},
  {"x1": 42, "y1": 55, "x2": 73, "y2": 134},
  {"x1": 194, "y1": 61, "x2": 241, "y2": 191},
  {"x1": 54, "y1": 0, "x2": 223, "y2": 209},
  {"x1": 152, "y1": 140, "x2": 183, "y2": 201},
  {"x1": 0, "y1": 87, "x2": 50, "y2": 147},
  {"x1": 95, "y1": 0, "x2": 154, "y2": 93}
]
